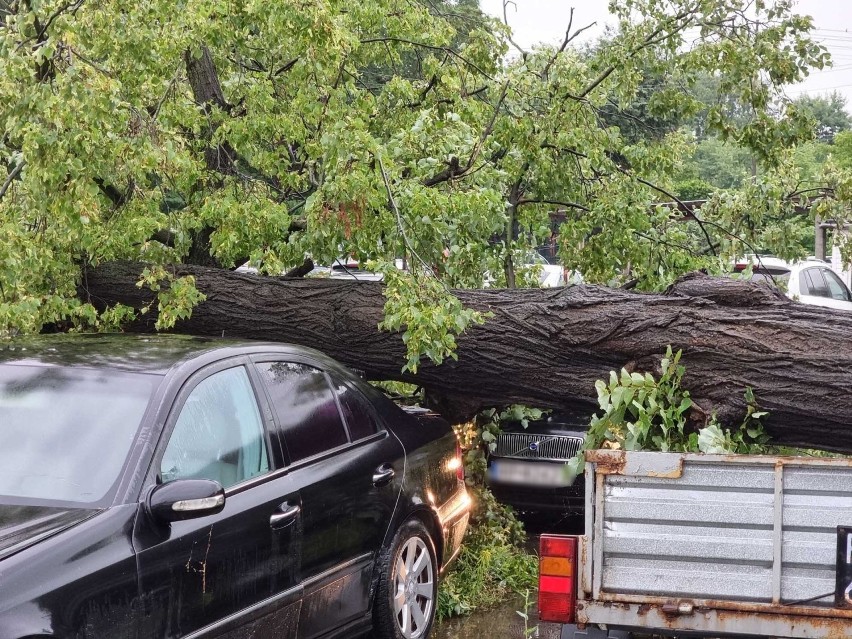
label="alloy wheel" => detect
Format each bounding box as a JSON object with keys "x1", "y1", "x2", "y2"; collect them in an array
[{"x1": 392, "y1": 536, "x2": 435, "y2": 638}]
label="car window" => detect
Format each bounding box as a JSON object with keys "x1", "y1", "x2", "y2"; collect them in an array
[
  {"x1": 822, "y1": 269, "x2": 851, "y2": 302},
  {"x1": 802, "y1": 268, "x2": 831, "y2": 298},
  {"x1": 799, "y1": 269, "x2": 813, "y2": 296},
  {"x1": 329, "y1": 375, "x2": 380, "y2": 440},
  {"x1": 161, "y1": 367, "x2": 269, "y2": 488},
  {"x1": 798, "y1": 270, "x2": 811, "y2": 296},
  {"x1": 256, "y1": 361, "x2": 348, "y2": 462}
]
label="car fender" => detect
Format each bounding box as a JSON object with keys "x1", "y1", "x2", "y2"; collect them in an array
[{"x1": 0, "y1": 600, "x2": 56, "y2": 639}]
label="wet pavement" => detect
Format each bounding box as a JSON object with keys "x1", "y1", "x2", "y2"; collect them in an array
[{"x1": 433, "y1": 595, "x2": 564, "y2": 639}]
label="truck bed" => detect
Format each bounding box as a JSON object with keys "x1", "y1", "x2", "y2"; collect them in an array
[{"x1": 575, "y1": 450, "x2": 852, "y2": 638}]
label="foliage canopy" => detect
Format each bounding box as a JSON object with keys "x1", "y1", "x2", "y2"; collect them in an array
[{"x1": 0, "y1": 0, "x2": 843, "y2": 366}]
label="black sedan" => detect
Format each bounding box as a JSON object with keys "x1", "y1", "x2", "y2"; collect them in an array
[{"x1": 0, "y1": 334, "x2": 470, "y2": 639}]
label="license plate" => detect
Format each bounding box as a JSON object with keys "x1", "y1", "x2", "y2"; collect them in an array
[
  {"x1": 489, "y1": 459, "x2": 573, "y2": 487},
  {"x1": 837, "y1": 526, "x2": 852, "y2": 607}
]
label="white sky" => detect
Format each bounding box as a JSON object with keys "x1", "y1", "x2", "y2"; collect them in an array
[{"x1": 479, "y1": 0, "x2": 852, "y2": 106}]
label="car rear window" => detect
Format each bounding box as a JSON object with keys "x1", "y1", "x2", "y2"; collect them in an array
[
  {"x1": 256, "y1": 362, "x2": 349, "y2": 462},
  {"x1": 801, "y1": 268, "x2": 830, "y2": 297},
  {"x1": 329, "y1": 376, "x2": 380, "y2": 440},
  {"x1": 750, "y1": 267, "x2": 790, "y2": 285},
  {"x1": 0, "y1": 365, "x2": 158, "y2": 505}
]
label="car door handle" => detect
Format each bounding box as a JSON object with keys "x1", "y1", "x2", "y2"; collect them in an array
[
  {"x1": 270, "y1": 502, "x2": 301, "y2": 530},
  {"x1": 372, "y1": 463, "x2": 395, "y2": 486}
]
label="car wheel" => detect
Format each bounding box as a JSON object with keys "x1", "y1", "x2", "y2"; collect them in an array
[{"x1": 373, "y1": 519, "x2": 437, "y2": 639}]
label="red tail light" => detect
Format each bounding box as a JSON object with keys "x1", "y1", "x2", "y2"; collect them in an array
[
  {"x1": 538, "y1": 534, "x2": 578, "y2": 623},
  {"x1": 455, "y1": 442, "x2": 465, "y2": 481}
]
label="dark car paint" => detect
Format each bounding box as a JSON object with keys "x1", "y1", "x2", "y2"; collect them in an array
[
  {"x1": 0, "y1": 335, "x2": 468, "y2": 639},
  {"x1": 0, "y1": 506, "x2": 100, "y2": 561},
  {"x1": 486, "y1": 414, "x2": 589, "y2": 515}
]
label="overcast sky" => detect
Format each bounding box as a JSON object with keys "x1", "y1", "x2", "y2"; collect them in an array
[{"x1": 479, "y1": 0, "x2": 852, "y2": 106}]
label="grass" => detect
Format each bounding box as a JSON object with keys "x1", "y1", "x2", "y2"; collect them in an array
[{"x1": 437, "y1": 488, "x2": 538, "y2": 619}]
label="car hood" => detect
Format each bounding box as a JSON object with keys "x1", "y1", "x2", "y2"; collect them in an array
[{"x1": 0, "y1": 504, "x2": 100, "y2": 561}]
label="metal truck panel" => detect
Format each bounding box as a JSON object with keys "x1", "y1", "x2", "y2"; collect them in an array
[
  {"x1": 583, "y1": 450, "x2": 852, "y2": 636},
  {"x1": 601, "y1": 557, "x2": 772, "y2": 600},
  {"x1": 599, "y1": 463, "x2": 776, "y2": 601}
]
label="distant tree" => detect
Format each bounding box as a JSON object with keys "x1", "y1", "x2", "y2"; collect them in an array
[
  {"x1": 692, "y1": 137, "x2": 755, "y2": 189},
  {"x1": 688, "y1": 73, "x2": 755, "y2": 140},
  {"x1": 793, "y1": 141, "x2": 831, "y2": 182},
  {"x1": 673, "y1": 176, "x2": 715, "y2": 201},
  {"x1": 793, "y1": 91, "x2": 852, "y2": 143},
  {"x1": 830, "y1": 131, "x2": 852, "y2": 170},
  {"x1": 594, "y1": 53, "x2": 697, "y2": 144}
]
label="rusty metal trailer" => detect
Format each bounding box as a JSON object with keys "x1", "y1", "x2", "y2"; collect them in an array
[{"x1": 539, "y1": 450, "x2": 852, "y2": 638}]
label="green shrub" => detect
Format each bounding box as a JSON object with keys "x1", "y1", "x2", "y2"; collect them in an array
[
  {"x1": 568, "y1": 346, "x2": 772, "y2": 476},
  {"x1": 438, "y1": 407, "x2": 540, "y2": 619},
  {"x1": 437, "y1": 493, "x2": 537, "y2": 619}
]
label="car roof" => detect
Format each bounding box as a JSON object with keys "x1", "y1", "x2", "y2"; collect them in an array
[
  {"x1": 736, "y1": 255, "x2": 791, "y2": 269},
  {"x1": 0, "y1": 333, "x2": 331, "y2": 375}
]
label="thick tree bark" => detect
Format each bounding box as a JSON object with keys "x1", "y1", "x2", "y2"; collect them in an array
[{"x1": 80, "y1": 261, "x2": 852, "y2": 452}]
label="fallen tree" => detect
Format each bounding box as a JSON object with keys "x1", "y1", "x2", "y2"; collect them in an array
[{"x1": 80, "y1": 261, "x2": 852, "y2": 452}]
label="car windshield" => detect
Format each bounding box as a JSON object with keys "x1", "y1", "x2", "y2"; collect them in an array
[{"x1": 0, "y1": 365, "x2": 159, "y2": 506}]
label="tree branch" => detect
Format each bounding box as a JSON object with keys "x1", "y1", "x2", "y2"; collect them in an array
[
  {"x1": 360, "y1": 37, "x2": 495, "y2": 81},
  {"x1": 541, "y1": 9, "x2": 595, "y2": 79},
  {"x1": 376, "y1": 155, "x2": 439, "y2": 280},
  {"x1": 577, "y1": 9, "x2": 696, "y2": 99},
  {"x1": 616, "y1": 167, "x2": 717, "y2": 256},
  {"x1": 502, "y1": 0, "x2": 528, "y2": 58},
  {"x1": 516, "y1": 197, "x2": 591, "y2": 212},
  {"x1": 273, "y1": 57, "x2": 299, "y2": 76},
  {"x1": 283, "y1": 258, "x2": 314, "y2": 278},
  {"x1": 0, "y1": 160, "x2": 24, "y2": 202},
  {"x1": 422, "y1": 80, "x2": 509, "y2": 187},
  {"x1": 93, "y1": 177, "x2": 127, "y2": 207}
]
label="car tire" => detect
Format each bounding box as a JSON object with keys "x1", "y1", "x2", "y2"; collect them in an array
[{"x1": 372, "y1": 519, "x2": 438, "y2": 639}]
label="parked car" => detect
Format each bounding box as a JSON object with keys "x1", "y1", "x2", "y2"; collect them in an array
[
  {"x1": 525, "y1": 250, "x2": 566, "y2": 288},
  {"x1": 0, "y1": 334, "x2": 469, "y2": 639},
  {"x1": 311, "y1": 257, "x2": 387, "y2": 282},
  {"x1": 734, "y1": 255, "x2": 852, "y2": 311},
  {"x1": 486, "y1": 410, "x2": 589, "y2": 516},
  {"x1": 237, "y1": 257, "x2": 402, "y2": 282},
  {"x1": 483, "y1": 250, "x2": 567, "y2": 289}
]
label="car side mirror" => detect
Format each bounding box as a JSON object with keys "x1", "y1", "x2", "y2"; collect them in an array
[{"x1": 146, "y1": 479, "x2": 225, "y2": 523}]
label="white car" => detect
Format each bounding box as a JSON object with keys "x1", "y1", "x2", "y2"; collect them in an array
[
  {"x1": 483, "y1": 250, "x2": 567, "y2": 288},
  {"x1": 526, "y1": 251, "x2": 566, "y2": 288},
  {"x1": 734, "y1": 256, "x2": 852, "y2": 311},
  {"x1": 237, "y1": 257, "x2": 399, "y2": 282}
]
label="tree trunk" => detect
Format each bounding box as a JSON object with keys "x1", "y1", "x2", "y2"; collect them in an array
[
  {"x1": 183, "y1": 44, "x2": 230, "y2": 267},
  {"x1": 79, "y1": 261, "x2": 852, "y2": 452}
]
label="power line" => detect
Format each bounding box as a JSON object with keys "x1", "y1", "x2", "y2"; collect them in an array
[{"x1": 786, "y1": 82, "x2": 852, "y2": 95}]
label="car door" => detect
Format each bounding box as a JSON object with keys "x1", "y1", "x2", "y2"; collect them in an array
[
  {"x1": 134, "y1": 361, "x2": 303, "y2": 638},
  {"x1": 820, "y1": 267, "x2": 852, "y2": 310},
  {"x1": 797, "y1": 266, "x2": 852, "y2": 310},
  {"x1": 252, "y1": 358, "x2": 405, "y2": 639}
]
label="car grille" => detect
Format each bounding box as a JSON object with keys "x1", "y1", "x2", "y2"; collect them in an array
[{"x1": 494, "y1": 433, "x2": 584, "y2": 462}]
